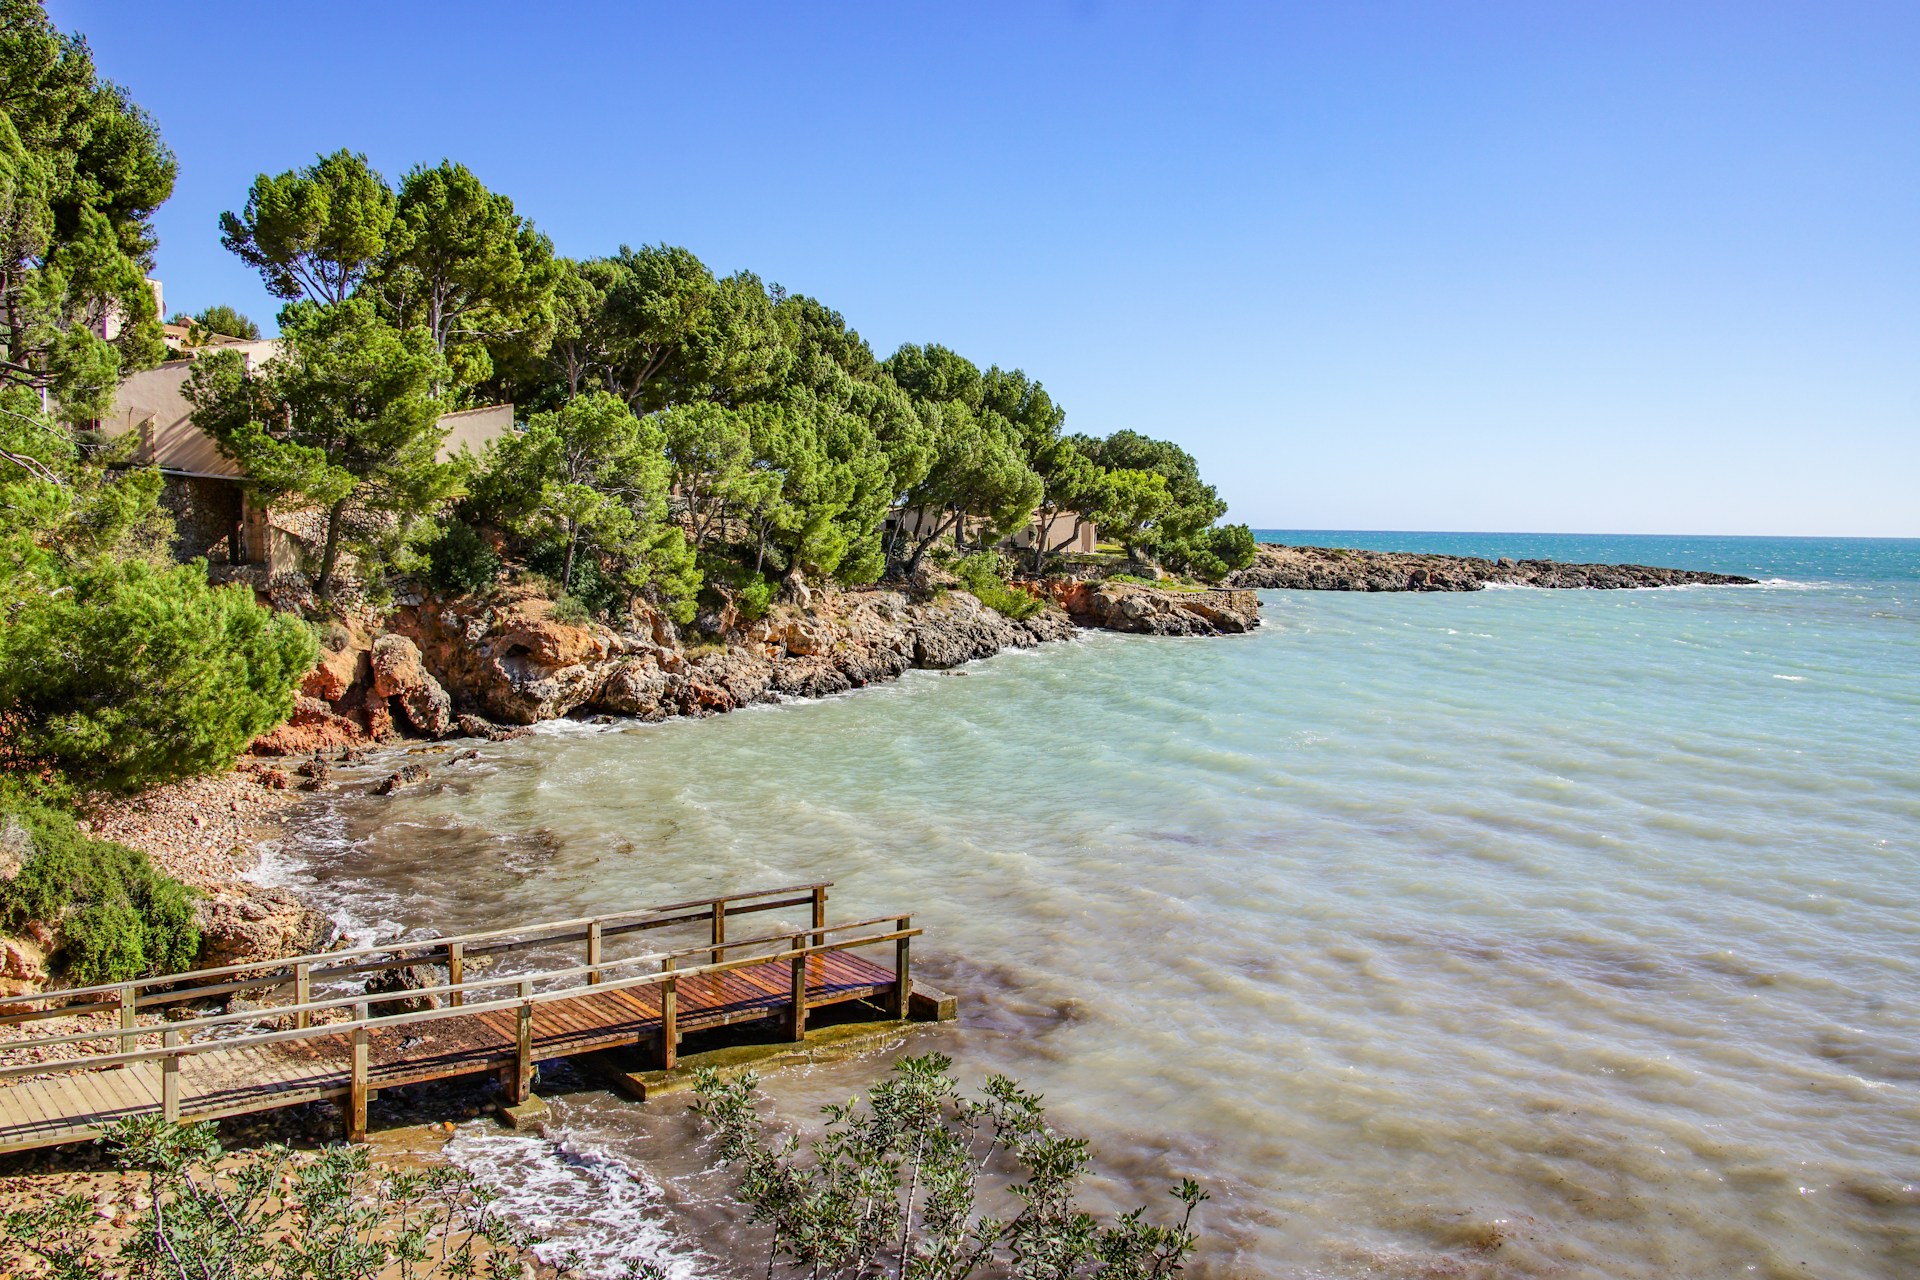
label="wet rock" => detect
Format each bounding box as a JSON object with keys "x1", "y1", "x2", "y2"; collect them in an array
[
  {"x1": 456, "y1": 713, "x2": 528, "y2": 742},
  {"x1": 373, "y1": 764, "x2": 431, "y2": 796}
]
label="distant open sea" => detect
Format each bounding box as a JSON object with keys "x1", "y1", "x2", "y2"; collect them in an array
[{"x1": 265, "y1": 532, "x2": 1920, "y2": 1279}]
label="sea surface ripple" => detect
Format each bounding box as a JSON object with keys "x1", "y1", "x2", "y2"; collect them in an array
[{"x1": 264, "y1": 534, "x2": 1920, "y2": 1279}]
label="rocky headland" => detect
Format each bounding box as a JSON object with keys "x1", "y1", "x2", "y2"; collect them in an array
[{"x1": 1227, "y1": 542, "x2": 1758, "y2": 592}]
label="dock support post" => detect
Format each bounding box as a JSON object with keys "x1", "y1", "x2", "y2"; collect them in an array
[
  {"x1": 446, "y1": 943, "x2": 464, "y2": 1007},
  {"x1": 160, "y1": 1029, "x2": 180, "y2": 1121},
  {"x1": 117, "y1": 984, "x2": 136, "y2": 1068},
  {"x1": 789, "y1": 955, "x2": 807, "y2": 1041},
  {"x1": 892, "y1": 917, "x2": 911, "y2": 1020},
  {"x1": 294, "y1": 962, "x2": 311, "y2": 1030},
  {"x1": 811, "y1": 886, "x2": 826, "y2": 948},
  {"x1": 586, "y1": 922, "x2": 602, "y2": 985},
  {"x1": 711, "y1": 900, "x2": 727, "y2": 964},
  {"x1": 348, "y1": 1002, "x2": 368, "y2": 1142},
  {"x1": 660, "y1": 959, "x2": 678, "y2": 1071},
  {"x1": 511, "y1": 980, "x2": 534, "y2": 1105}
]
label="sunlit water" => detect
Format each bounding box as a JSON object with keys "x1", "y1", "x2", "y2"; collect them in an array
[{"x1": 261, "y1": 534, "x2": 1920, "y2": 1279}]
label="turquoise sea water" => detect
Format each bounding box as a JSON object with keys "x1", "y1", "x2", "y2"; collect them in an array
[{"x1": 268, "y1": 533, "x2": 1920, "y2": 1279}]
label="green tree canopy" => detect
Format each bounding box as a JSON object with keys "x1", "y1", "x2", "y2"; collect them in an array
[
  {"x1": 372, "y1": 159, "x2": 555, "y2": 393},
  {"x1": 469, "y1": 390, "x2": 698, "y2": 620},
  {"x1": 0, "y1": 0, "x2": 174, "y2": 419},
  {"x1": 178, "y1": 303, "x2": 260, "y2": 341},
  {"x1": 219, "y1": 148, "x2": 394, "y2": 305},
  {"x1": 185, "y1": 296, "x2": 453, "y2": 596}
]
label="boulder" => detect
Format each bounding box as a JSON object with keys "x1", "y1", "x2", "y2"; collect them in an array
[
  {"x1": 195, "y1": 885, "x2": 337, "y2": 970},
  {"x1": 252, "y1": 696, "x2": 367, "y2": 756},
  {"x1": 371, "y1": 635, "x2": 454, "y2": 737},
  {"x1": 597, "y1": 654, "x2": 677, "y2": 719},
  {"x1": 365, "y1": 963, "x2": 442, "y2": 1016}
]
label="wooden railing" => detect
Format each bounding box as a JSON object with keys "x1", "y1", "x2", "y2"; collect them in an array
[
  {"x1": 0, "y1": 881, "x2": 835, "y2": 1036},
  {"x1": 0, "y1": 884, "x2": 919, "y2": 1141}
]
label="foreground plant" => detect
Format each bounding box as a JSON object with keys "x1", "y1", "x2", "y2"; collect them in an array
[
  {"x1": 0, "y1": 1117, "x2": 533, "y2": 1280},
  {"x1": 691, "y1": 1053, "x2": 1206, "y2": 1280}
]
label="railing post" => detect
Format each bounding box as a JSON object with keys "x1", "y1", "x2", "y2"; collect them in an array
[
  {"x1": 511, "y1": 979, "x2": 533, "y2": 1104},
  {"x1": 446, "y1": 942, "x2": 464, "y2": 1008},
  {"x1": 660, "y1": 958, "x2": 678, "y2": 1071},
  {"x1": 789, "y1": 954, "x2": 807, "y2": 1041},
  {"x1": 160, "y1": 1028, "x2": 180, "y2": 1121},
  {"x1": 811, "y1": 885, "x2": 827, "y2": 948},
  {"x1": 711, "y1": 899, "x2": 728, "y2": 964},
  {"x1": 586, "y1": 921, "x2": 602, "y2": 985},
  {"x1": 892, "y1": 917, "x2": 911, "y2": 1020},
  {"x1": 293, "y1": 962, "x2": 311, "y2": 1030},
  {"x1": 348, "y1": 1001, "x2": 369, "y2": 1142},
  {"x1": 117, "y1": 984, "x2": 136, "y2": 1068}
]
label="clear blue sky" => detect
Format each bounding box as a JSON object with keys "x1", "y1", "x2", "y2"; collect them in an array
[{"x1": 51, "y1": 1, "x2": 1920, "y2": 536}]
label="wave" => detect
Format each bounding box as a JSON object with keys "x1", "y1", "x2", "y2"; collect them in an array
[{"x1": 444, "y1": 1124, "x2": 714, "y2": 1279}]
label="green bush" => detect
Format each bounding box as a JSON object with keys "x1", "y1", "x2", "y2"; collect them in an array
[
  {"x1": 0, "y1": 1117, "x2": 550, "y2": 1280},
  {"x1": 0, "y1": 558, "x2": 317, "y2": 793},
  {"x1": 693, "y1": 1054, "x2": 1204, "y2": 1280},
  {"x1": 736, "y1": 576, "x2": 774, "y2": 622},
  {"x1": 0, "y1": 788, "x2": 199, "y2": 983},
  {"x1": 422, "y1": 520, "x2": 501, "y2": 595},
  {"x1": 953, "y1": 552, "x2": 1044, "y2": 621}
]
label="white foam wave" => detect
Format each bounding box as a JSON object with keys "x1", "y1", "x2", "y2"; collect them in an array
[{"x1": 444, "y1": 1125, "x2": 714, "y2": 1279}]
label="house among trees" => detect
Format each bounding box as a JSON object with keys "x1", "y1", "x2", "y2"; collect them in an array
[
  {"x1": 87, "y1": 289, "x2": 515, "y2": 579},
  {"x1": 884, "y1": 504, "x2": 1098, "y2": 559}
]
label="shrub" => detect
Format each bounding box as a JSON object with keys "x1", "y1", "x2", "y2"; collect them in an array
[
  {"x1": 423, "y1": 519, "x2": 501, "y2": 595},
  {"x1": 0, "y1": 558, "x2": 317, "y2": 792},
  {"x1": 527, "y1": 543, "x2": 624, "y2": 619},
  {"x1": 953, "y1": 552, "x2": 1044, "y2": 621},
  {"x1": 692, "y1": 1053, "x2": 1205, "y2": 1280},
  {"x1": 0, "y1": 1117, "x2": 556, "y2": 1280},
  {"x1": 548, "y1": 594, "x2": 592, "y2": 626},
  {"x1": 737, "y1": 576, "x2": 774, "y2": 622},
  {"x1": 0, "y1": 787, "x2": 199, "y2": 983}
]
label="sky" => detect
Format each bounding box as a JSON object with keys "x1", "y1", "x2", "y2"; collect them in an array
[{"x1": 49, "y1": 1, "x2": 1920, "y2": 536}]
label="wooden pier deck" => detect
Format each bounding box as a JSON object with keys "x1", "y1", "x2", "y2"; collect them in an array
[{"x1": 0, "y1": 883, "x2": 942, "y2": 1154}]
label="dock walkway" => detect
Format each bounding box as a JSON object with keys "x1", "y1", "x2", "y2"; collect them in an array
[{"x1": 0, "y1": 883, "x2": 938, "y2": 1153}]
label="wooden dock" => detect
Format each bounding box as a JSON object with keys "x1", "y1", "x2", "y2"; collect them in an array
[{"x1": 0, "y1": 883, "x2": 947, "y2": 1154}]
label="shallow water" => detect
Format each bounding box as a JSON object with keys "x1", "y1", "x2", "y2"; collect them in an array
[{"x1": 264, "y1": 535, "x2": 1920, "y2": 1279}]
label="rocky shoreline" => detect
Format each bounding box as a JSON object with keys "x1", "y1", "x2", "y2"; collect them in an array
[
  {"x1": 1226, "y1": 542, "x2": 1759, "y2": 592},
  {"x1": 257, "y1": 576, "x2": 1263, "y2": 755}
]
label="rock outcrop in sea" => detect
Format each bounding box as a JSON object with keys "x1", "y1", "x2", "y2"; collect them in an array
[{"x1": 1226, "y1": 543, "x2": 1758, "y2": 592}]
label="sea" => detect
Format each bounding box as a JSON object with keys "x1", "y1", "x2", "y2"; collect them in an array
[{"x1": 259, "y1": 532, "x2": 1920, "y2": 1279}]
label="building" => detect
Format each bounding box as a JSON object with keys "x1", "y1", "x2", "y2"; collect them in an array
[
  {"x1": 883, "y1": 504, "x2": 1098, "y2": 559},
  {"x1": 89, "y1": 316, "x2": 515, "y2": 576}
]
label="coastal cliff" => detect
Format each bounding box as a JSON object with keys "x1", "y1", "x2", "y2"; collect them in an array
[{"x1": 1227, "y1": 542, "x2": 1758, "y2": 592}]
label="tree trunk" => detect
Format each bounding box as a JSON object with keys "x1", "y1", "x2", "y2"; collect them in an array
[
  {"x1": 562, "y1": 523, "x2": 578, "y2": 592},
  {"x1": 314, "y1": 498, "x2": 348, "y2": 599}
]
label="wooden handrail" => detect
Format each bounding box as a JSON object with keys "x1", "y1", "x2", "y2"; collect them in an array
[
  {"x1": 0, "y1": 882, "x2": 834, "y2": 1018},
  {"x1": 0, "y1": 919, "x2": 917, "y2": 1080},
  {"x1": 0, "y1": 915, "x2": 905, "y2": 1056}
]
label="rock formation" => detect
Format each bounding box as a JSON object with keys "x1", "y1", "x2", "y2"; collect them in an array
[{"x1": 1227, "y1": 543, "x2": 1757, "y2": 592}]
